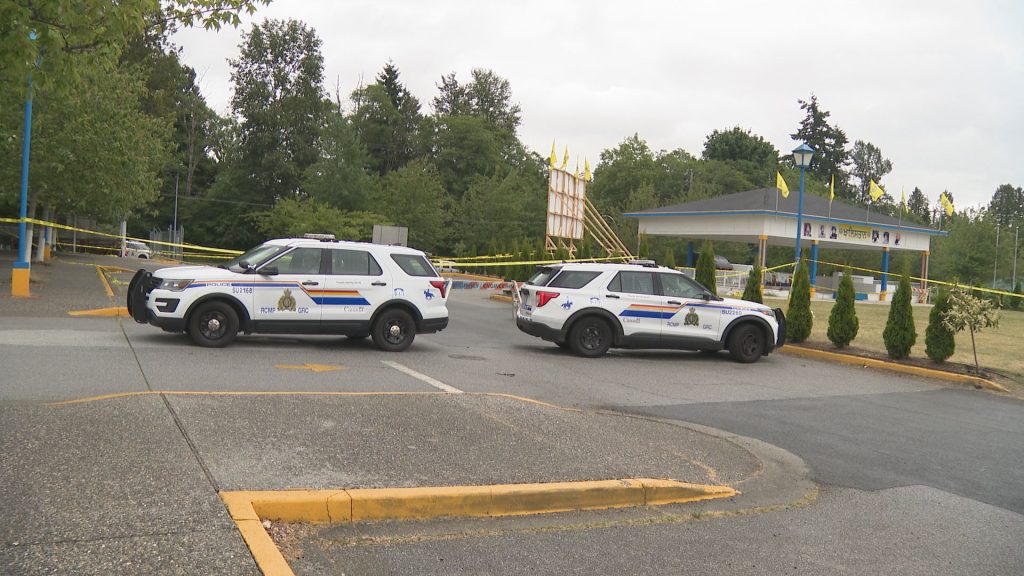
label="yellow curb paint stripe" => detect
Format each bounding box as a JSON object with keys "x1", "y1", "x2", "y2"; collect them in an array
[
  {"x1": 489, "y1": 294, "x2": 514, "y2": 303},
  {"x1": 234, "y1": 519, "x2": 295, "y2": 576},
  {"x1": 781, "y1": 346, "x2": 1009, "y2": 393},
  {"x1": 67, "y1": 306, "x2": 129, "y2": 317},
  {"x1": 95, "y1": 266, "x2": 114, "y2": 297}
]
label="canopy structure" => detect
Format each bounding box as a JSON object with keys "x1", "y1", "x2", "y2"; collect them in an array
[{"x1": 624, "y1": 188, "x2": 947, "y2": 299}]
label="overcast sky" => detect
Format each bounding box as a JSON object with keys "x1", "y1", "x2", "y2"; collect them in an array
[{"x1": 172, "y1": 0, "x2": 1023, "y2": 210}]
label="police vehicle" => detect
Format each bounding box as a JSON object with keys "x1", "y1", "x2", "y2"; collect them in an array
[
  {"x1": 127, "y1": 235, "x2": 450, "y2": 351},
  {"x1": 515, "y1": 260, "x2": 785, "y2": 363}
]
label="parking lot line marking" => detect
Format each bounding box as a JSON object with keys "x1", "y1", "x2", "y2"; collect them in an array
[
  {"x1": 95, "y1": 265, "x2": 114, "y2": 297},
  {"x1": 275, "y1": 363, "x2": 347, "y2": 373},
  {"x1": 381, "y1": 360, "x2": 463, "y2": 394}
]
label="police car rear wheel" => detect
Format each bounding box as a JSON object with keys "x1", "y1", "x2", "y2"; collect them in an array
[
  {"x1": 728, "y1": 324, "x2": 763, "y2": 363},
  {"x1": 372, "y1": 309, "x2": 416, "y2": 352},
  {"x1": 189, "y1": 301, "x2": 239, "y2": 348},
  {"x1": 569, "y1": 317, "x2": 611, "y2": 358}
]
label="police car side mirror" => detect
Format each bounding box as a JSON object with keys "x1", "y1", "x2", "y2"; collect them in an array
[{"x1": 259, "y1": 266, "x2": 278, "y2": 276}]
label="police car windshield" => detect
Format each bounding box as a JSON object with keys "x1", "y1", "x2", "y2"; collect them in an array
[{"x1": 221, "y1": 244, "x2": 286, "y2": 272}]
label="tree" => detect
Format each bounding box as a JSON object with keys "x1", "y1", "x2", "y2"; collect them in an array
[
  {"x1": 374, "y1": 159, "x2": 449, "y2": 253},
  {"x1": 702, "y1": 126, "x2": 779, "y2": 167},
  {"x1": 906, "y1": 187, "x2": 930, "y2": 224},
  {"x1": 943, "y1": 288, "x2": 1000, "y2": 373},
  {"x1": 428, "y1": 114, "x2": 501, "y2": 199},
  {"x1": 455, "y1": 170, "x2": 545, "y2": 252},
  {"x1": 741, "y1": 265, "x2": 763, "y2": 304},
  {"x1": 662, "y1": 247, "x2": 677, "y2": 269},
  {"x1": 1010, "y1": 281, "x2": 1023, "y2": 311},
  {"x1": 924, "y1": 288, "x2": 955, "y2": 362},
  {"x1": 850, "y1": 140, "x2": 893, "y2": 205},
  {"x1": 302, "y1": 109, "x2": 373, "y2": 211},
  {"x1": 791, "y1": 95, "x2": 850, "y2": 197},
  {"x1": 882, "y1": 271, "x2": 916, "y2": 359},
  {"x1": 0, "y1": 0, "x2": 266, "y2": 92},
  {"x1": 251, "y1": 196, "x2": 382, "y2": 241},
  {"x1": 787, "y1": 259, "x2": 813, "y2": 342},
  {"x1": 432, "y1": 68, "x2": 521, "y2": 136},
  {"x1": 695, "y1": 241, "x2": 717, "y2": 296},
  {"x1": 987, "y1": 183, "x2": 1024, "y2": 227},
  {"x1": 351, "y1": 62, "x2": 423, "y2": 175},
  {"x1": 230, "y1": 18, "x2": 328, "y2": 204},
  {"x1": 827, "y1": 266, "x2": 859, "y2": 348}
]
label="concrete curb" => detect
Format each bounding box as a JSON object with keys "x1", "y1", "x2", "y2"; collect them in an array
[
  {"x1": 68, "y1": 306, "x2": 129, "y2": 317},
  {"x1": 781, "y1": 345, "x2": 1009, "y2": 393},
  {"x1": 489, "y1": 293, "x2": 514, "y2": 303},
  {"x1": 221, "y1": 479, "x2": 736, "y2": 576}
]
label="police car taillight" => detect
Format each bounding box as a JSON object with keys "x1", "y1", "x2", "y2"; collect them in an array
[
  {"x1": 429, "y1": 280, "x2": 447, "y2": 298},
  {"x1": 536, "y1": 291, "x2": 560, "y2": 307}
]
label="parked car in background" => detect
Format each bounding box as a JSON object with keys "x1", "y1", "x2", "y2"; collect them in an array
[{"x1": 124, "y1": 241, "x2": 152, "y2": 259}]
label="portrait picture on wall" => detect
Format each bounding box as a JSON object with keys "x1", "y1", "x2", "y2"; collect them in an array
[
  {"x1": 830, "y1": 226, "x2": 838, "y2": 240},
  {"x1": 803, "y1": 223, "x2": 812, "y2": 237}
]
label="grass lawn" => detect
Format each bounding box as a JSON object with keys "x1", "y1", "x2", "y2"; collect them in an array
[{"x1": 765, "y1": 297, "x2": 1024, "y2": 386}]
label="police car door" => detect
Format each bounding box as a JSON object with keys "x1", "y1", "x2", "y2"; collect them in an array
[
  {"x1": 320, "y1": 248, "x2": 391, "y2": 332},
  {"x1": 252, "y1": 247, "x2": 324, "y2": 330},
  {"x1": 659, "y1": 272, "x2": 720, "y2": 345},
  {"x1": 604, "y1": 270, "x2": 665, "y2": 347}
]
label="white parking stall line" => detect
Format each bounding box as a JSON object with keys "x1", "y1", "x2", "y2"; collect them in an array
[{"x1": 381, "y1": 360, "x2": 464, "y2": 394}]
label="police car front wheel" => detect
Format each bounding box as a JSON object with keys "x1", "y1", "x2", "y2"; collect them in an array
[
  {"x1": 728, "y1": 323, "x2": 763, "y2": 363},
  {"x1": 188, "y1": 301, "x2": 239, "y2": 348},
  {"x1": 372, "y1": 309, "x2": 416, "y2": 352}
]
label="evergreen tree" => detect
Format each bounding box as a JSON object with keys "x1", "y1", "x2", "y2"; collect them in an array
[
  {"x1": 790, "y1": 95, "x2": 851, "y2": 197},
  {"x1": 827, "y1": 266, "x2": 859, "y2": 348},
  {"x1": 883, "y1": 271, "x2": 917, "y2": 359},
  {"x1": 787, "y1": 259, "x2": 813, "y2": 342},
  {"x1": 663, "y1": 247, "x2": 677, "y2": 270},
  {"x1": 638, "y1": 234, "x2": 651, "y2": 259},
  {"x1": 741, "y1": 265, "x2": 763, "y2": 304},
  {"x1": 1012, "y1": 281, "x2": 1023, "y2": 311},
  {"x1": 695, "y1": 241, "x2": 717, "y2": 296},
  {"x1": 924, "y1": 288, "x2": 956, "y2": 362}
]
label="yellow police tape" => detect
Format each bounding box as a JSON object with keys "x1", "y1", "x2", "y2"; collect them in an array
[
  {"x1": 811, "y1": 258, "x2": 1021, "y2": 299},
  {"x1": 0, "y1": 217, "x2": 243, "y2": 255}
]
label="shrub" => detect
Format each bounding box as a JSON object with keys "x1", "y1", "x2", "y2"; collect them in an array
[
  {"x1": 1008, "y1": 281, "x2": 1022, "y2": 311},
  {"x1": 663, "y1": 247, "x2": 677, "y2": 269},
  {"x1": 827, "y1": 266, "x2": 859, "y2": 348},
  {"x1": 943, "y1": 288, "x2": 1000, "y2": 374},
  {"x1": 787, "y1": 258, "x2": 812, "y2": 342},
  {"x1": 924, "y1": 288, "x2": 955, "y2": 362},
  {"x1": 695, "y1": 240, "x2": 717, "y2": 296},
  {"x1": 741, "y1": 265, "x2": 763, "y2": 304},
  {"x1": 882, "y1": 271, "x2": 916, "y2": 359}
]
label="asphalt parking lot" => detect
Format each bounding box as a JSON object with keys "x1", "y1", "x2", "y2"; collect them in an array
[{"x1": 2, "y1": 252, "x2": 1023, "y2": 575}]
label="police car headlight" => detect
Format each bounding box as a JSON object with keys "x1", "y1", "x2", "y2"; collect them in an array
[{"x1": 158, "y1": 278, "x2": 193, "y2": 291}]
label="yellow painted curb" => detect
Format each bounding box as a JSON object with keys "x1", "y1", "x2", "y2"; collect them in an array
[
  {"x1": 68, "y1": 306, "x2": 130, "y2": 317},
  {"x1": 781, "y1": 345, "x2": 1009, "y2": 393},
  {"x1": 489, "y1": 293, "x2": 514, "y2": 303},
  {"x1": 222, "y1": 479, "x2": 736, "y2": 575}
]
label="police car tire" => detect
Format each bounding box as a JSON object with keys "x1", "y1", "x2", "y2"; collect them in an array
[
  {"x1": 568, "y1": 316, "x2": 612, "y2": 358},
  {"x1": 188, "y1": 301, "x2": 239, "y2": 348},
  {"x1": 371, "y1": 309, "x2": 416, "y2": 352},
  {"x1": 728, "y1": 323, "x2": 763, "y2": 363},
  {"x1": 556, "y1": 341, "x2": 571, "y2": 350}
]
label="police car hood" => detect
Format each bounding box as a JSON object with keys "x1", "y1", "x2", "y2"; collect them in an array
[
  {"x1": 717, "y1": 296, "x2": 775, "y2": 316},
  {"x1": 153, "y1": 265, "x2": 232, "y2": 280}
]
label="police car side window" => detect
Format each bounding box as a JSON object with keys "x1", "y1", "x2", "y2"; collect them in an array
[
  {"x1": 272, "y1": 248, "x2": 323, "y2": 275},
  {"x1": 608, "y1": 271, "x2": 656, "y2": 295},
  {"x1": 330, "y1": 249, "x2": 383, "y2": 276},
  {"x1": 660, "y1": 273, "x2": 704, "y2": 298}
]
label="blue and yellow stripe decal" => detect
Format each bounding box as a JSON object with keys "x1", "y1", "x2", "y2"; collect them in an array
[
  {"x1": 619, "y1": 304, "x2": 681, "y2": 319},
  {"x1": 187, "y1": 281, "x2": 370, "y2": 306}
]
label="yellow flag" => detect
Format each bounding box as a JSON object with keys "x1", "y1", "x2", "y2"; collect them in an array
[
  {"x1": 549, "y1": 141, "x2": 557, "y2": 168},
  {"x1": 869, "y1": 179, "x2": 884, "y2": 202},
  {"x1": 942, "y1": 193, "x2": 954, "y2": 216},
  {"x1": 584, "y1": 158, "x2": 592, "y2": 181},
  {"x1": 776, "y1": 172, "x2": 789, "y2": 198},
  {"x1": 574, "y1": 158, "x2": 580, "y2": 180},
  {"x1": 560, "y1": 145, "x2": 569, "y2": 170},
  {"x1": 829, "y1": 174, "x2": 835, "y2": 203}
]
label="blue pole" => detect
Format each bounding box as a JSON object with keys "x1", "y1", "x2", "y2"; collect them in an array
[
  {"x1": 809, "y1": 241, "x2": 819, "y2": 289},
  {"x1": 15, "y1": 70, "x2": 34, "y2": 268},
  {"x1": 686, "y1": 241, "x2": 695, "y2": 267},
  {"x1": 881, "y1": 247, "x2": 890, "y2": 296},
  {"x1": 794, "y1": 166, "x2": 806, "y2": 264}
]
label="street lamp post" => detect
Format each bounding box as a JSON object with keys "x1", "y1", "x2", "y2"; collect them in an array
[
  {"x1": 1012, "y1": 224, "x2": 1019, "y2": 290},
  {"x1": 993, "y1": 224, "x2": 1000, "y2": 288},
  {"x1": 792, "y1": 143, "x2": 815, "y2": 265}
]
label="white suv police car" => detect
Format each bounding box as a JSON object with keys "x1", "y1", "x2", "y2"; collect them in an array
[
  {"x1": 127, "y1": 235, "x2": 450, "y2": 352},
  {"x1": 515, "y1": 261, "x2": 785, "y2": 363}
]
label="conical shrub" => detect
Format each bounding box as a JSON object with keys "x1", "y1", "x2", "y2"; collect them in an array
[
  {"x1": 827, "y1": 266, "x2": 859, "y2": 348},
  {"x1": 741, "y1": 265, "x2": 763, "y2": 304},
  {"x1": 787, "y1": 258, "x2": 812, "y2": 342},
  {"x1": 924, "y1": 288, "x2": 955, "y2": 362},
  {"x1": 695, "y1": 241, "x2": 717, "y2": 296},
  {"x1": 883, "y1": 271, "x2": 916, "y2": 359}
]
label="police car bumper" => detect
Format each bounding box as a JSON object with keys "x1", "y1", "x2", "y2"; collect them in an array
[
  {"x1": 419, "y1": 316, "x2": 449, "y2": 334},
  {"x1": 516, "y1": 315, "x2": 565, "y2": 342},
  {"x1": 147, "y1": 309, "x2": 187, "y2": 333}
]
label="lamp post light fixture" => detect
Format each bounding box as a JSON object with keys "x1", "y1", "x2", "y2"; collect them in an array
[{"x1": 792, "y1": 143, "x2": 814, "y2": 265}]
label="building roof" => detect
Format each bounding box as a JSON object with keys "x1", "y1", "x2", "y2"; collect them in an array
[{"x1": 624, "y1": 187, "x2": 940, "y2": 234}]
